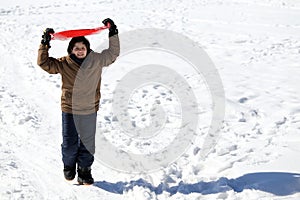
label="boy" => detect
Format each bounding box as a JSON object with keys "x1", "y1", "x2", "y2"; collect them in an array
[{"x1": 37, "y1": 18, "x2": 120, "y2": 185}]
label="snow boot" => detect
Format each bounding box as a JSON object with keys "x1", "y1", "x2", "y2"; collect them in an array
[
  {"x1": 77, "y1": 166, "x2": 94, "y2": 185},
  {"x1": 63, "y1": 166, "x2": 76, "y2": 181}
]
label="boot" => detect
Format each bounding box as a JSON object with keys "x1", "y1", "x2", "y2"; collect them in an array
[
  {"x1": 63, "y1": 166, "x2": 76, "y2": 181},
  {"x1": 77, "y1": 166, "x2": 94, "y2": 185}
]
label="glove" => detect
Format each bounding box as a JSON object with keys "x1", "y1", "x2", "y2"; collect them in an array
[
  {"x1": 41, "y1": 28, "x2": 54, "y2": 47},
  {"x1": 102, "y1": 18, "x2": 118, "y2": 37}
]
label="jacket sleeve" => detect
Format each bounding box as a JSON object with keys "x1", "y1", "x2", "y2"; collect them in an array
[
  {"x1": 96, "y1": 34, "x2": 120, "y2": 67},
  {"x1": 37, "y1": 44, "x2": 62, "y2": 74}
]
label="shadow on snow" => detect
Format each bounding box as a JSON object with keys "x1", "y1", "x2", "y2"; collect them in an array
[{"x1": 93, "y1": 172, "x2": 300, "y2": 196}]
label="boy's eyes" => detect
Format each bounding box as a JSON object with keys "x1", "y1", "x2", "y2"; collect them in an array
[{"x1": 74, "y1": 47, "x2": 86, "y2": 51}]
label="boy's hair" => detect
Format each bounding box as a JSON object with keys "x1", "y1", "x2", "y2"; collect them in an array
[{"x1": 67, "y1": 36, "x2": 90, "y2": 54}]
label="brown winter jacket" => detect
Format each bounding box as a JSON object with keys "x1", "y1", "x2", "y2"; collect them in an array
[{"x1": 37, "y1": 35, "x2": 120, "y2": 114}]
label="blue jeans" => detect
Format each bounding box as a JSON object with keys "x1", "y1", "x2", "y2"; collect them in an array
[{"x1": 61, "y1": 112, "x2": 97, "y2": 168}]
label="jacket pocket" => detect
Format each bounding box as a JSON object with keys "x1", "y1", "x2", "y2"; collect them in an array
[{"x1": 62, "y1": 89, "x2": 72, "y2": 105}]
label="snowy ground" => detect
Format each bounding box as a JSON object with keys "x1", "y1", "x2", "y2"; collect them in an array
[{"x1": 1, "y1": 0, "x2": 300, "y2": 199}]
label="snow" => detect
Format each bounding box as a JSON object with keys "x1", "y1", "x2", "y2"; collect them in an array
[{"x1": 1, "y1": 0, "x2": 300, "y2": 199}]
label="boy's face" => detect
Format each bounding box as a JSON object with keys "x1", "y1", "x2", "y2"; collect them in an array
[{"x1": 72, "y1": 42, "x2": 87, "y2": 59}]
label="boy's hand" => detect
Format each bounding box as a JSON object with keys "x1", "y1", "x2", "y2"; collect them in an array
[
  {"x1": 102, "y1": 18, "x2": 118, "y2": 37},
  {"x1": 41, "y1": 28, "x2": 55, "y2": 47}
]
